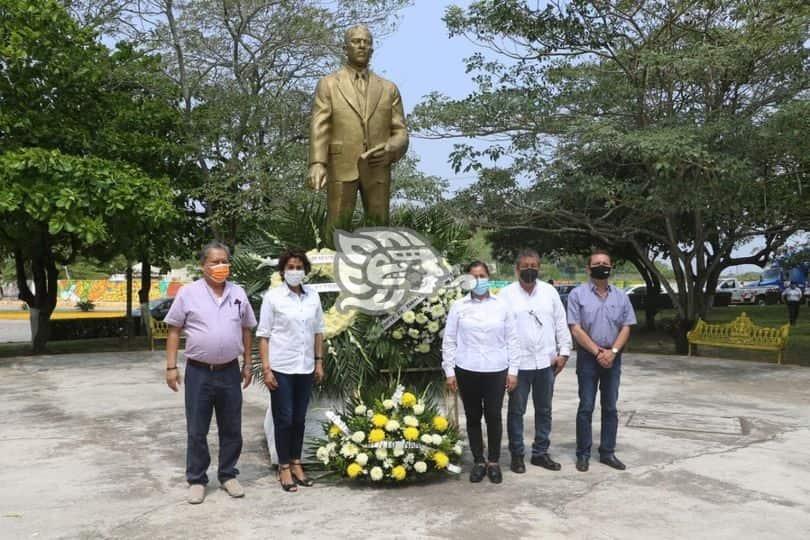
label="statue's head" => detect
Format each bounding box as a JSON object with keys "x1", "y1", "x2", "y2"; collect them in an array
[{"x1": 344, "y1": 25, "x2": 373, "y2": 69}]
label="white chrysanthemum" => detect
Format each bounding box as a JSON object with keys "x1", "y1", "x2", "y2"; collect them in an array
[
  {"x1": 414, "y1": 461, "x2": 428, "y2": 473},
  {"x1": 370, "y1": 467, "x2": 383, "y2": 481},
  {"x1": 453, "y1": 443, "x2": 463, "y2": 456},
  {"x1": 392, "y1": 329, "x2": 404, "y2": 340},
  {"x1": 420, "y1": 434, "x2": 433, "y2": 445},
  {"x1": 340, "y1": 443, "x2": 358, "y2": 458},
  {"x1": 404, "y1": 453, "x2": 415, "y2": 464},
  {"x1": 408, "y1": 328, "x2": 420, "y2": 339},
  {"x1": 382, "y1": 399, "x2": 395, "y2": 410},
  {"x1": 383, "y1": 458, "x2": 393, "y2": 469},
  {"x1": 427, "y1": 321, "x2": 440, "y2": 333},
  {"x1": 316, "y1": 446, "x2": 330, "y2": 463},
  {"x1": 403, "y1": 415, "x2": 419, "y2": 427},
  {"x1": 355, "y1": 453, "x2": 369, "y2": 466},
  {"x1": 429, "y1": 295, "x2": 439, "y2": 303},
  {"x1": 416, "y1": 342, "x2": 430, "y2": 353},
  {"x1": 393, "y1": 447, "x2": 405, "y2": 457},
  {"x1": 431, "y1": 434, "x2": 443, "y2": 445},
  {"x1": 375, "y1": 448, "x2": 388, "y2": 460},
  {"x1": 402, "y1": 311, "x2": 416, "y2": 324},
  {"x1": 325, "y1": 442, "x2": 336, "y2": 453},
  {"x1": 431, "y1": 305, "x2": 445, "y2": 318},
  {"x1": 351, "y1": 431, "x2": 365, "y2": 443},
  {"x1": 415, "y1": 313, "x2": 428, "y2": 325},
  {"x1": 413, "y1": 403, "x2": 425, "y2": 415},
  {"x1": 384, "y1": 420, "x2": 400, "y2": 432},
  {"x1": 354, "y1": 404, "x2": 367, "y2": 415},
  {"x1": 366, "y1": 409, "x2": 374, "y2": 418}
]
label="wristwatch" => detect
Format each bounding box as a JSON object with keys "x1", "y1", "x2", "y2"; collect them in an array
[{"x1": 611, "y1": 347, "x2": 619, "y2": 355}]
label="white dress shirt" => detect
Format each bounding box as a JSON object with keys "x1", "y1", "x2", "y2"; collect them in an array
[
  {"x1": 442, "y1": 293, "x2": 522, "y2": 377},
  {"x1": 256, "y1": 283, "x2": 325, "y2": 374},
  {"x1": 497, "y1": 280, "x2": 572, "y2": 370}
]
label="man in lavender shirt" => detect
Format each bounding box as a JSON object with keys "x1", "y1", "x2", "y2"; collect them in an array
[
  {"x1": 164, "y1": 241, "x2": 257, "y2": 504},
  {"x1": 566, "y1": 249, "x2": 636, "y2": 473}
]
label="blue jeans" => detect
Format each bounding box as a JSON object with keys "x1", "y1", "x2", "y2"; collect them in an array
[
  {"x1": 185, "y1": 361, "x2": 243, "y2": 485},
  {"x1": 507, "y1": 367, "x2": 555, "y2": 457},
  {"x1": 576, "y1": 350, "x2": 621, "y2": 459},
  {"x1": 270, "y1": 371, "x2": 314, "y2": 465}
]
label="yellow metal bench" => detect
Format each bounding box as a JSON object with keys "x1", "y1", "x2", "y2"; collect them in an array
[
  {"x1": 687, "y1": 312, "x2": 790, "y2": 364},
  {"x1": 149, "y1": 318, "x2": 170, "y2": 351}
]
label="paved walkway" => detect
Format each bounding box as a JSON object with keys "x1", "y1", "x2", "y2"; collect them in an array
[{"x1": 1, "y1": 351, "x2": 808, "y2": 539}]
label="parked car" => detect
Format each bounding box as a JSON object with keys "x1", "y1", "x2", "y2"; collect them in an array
[
  {"x1": 624, "y1": 285, "x2": 675, "y2": 310},
  {"x1": 717, "y1": 279, "x2": 780, "y2": 305},
  {"x1": 132, "y1": 297, "x2": 174, "y2": 320},
  {"x1": 554, "y1": 284, "x2": 578, "y2": 307}
]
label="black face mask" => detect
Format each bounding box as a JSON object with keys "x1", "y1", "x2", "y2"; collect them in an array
[
  {"x1": 590, "y1": 265, "x2": 612, "y2": 280},
  {"x1": 519, "y1": 268, "x2": 539, "y2": 283}
]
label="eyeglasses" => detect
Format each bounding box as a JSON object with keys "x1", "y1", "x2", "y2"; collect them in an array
[{"x1": 528, "y1": 310, "x2": 543, "y2": 328}]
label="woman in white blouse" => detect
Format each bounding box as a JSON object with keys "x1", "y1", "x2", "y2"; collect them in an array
[
  {"x1": 257, "y1": 249, "x2": 325, "y2": 492},
  {"x1": 442, "y1": 261, "x2": 520, "y2": 483}
]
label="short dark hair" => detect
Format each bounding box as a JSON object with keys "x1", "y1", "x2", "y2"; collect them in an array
[
  {"x1": 515, "y1": 248, "x2": 540, "y2": 267},
  {"x1": 199, "y1": 241, "x2": 231, "y2": 263},
  {"x1": 588, "y1": 249, "x2": 612, "y2": 266},
  {"x1": 465, "y1": 260, "x2": 490, "y2": 275},
  {"x1": 277, "y1": 248, "x2": 311, "y2": 276}
]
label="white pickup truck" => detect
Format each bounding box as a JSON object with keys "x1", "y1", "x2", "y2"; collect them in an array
[{"x1": 717, "y1": 278, "x2": 780, "y2": 305}]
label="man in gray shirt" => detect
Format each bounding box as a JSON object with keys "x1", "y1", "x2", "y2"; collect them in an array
[{"x1": 566, "y1": 249, "x2": 636, "y2": 472}]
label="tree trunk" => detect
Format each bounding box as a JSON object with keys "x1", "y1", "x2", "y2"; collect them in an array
[
  {"x1": 16, "y1": 234, "x2": 58, "y2": 354},
  {"x1": 125, "y1": 264, "x2": 134, "y2": 341},
  {"x1": 673, "y1": 317, "x2": 693, "y2": 355},
  {"x1": 138, "y1": 256, "x2": 151, "y2": 340}
]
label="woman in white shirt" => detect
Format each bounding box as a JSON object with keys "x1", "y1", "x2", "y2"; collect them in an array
[
  {"x1": 257, "y1": 249, "x2": 325, "y2": 492},
  {"x1": 442, "y1": 261, "x2": 520, "y2": 483}
]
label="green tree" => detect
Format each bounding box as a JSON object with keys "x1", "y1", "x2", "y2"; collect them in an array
[
  {"x1": 1, "y1": 0, "x2": 181, "y2": 351},
  {"x1": 413, "y1": 0, "x2": 810, "y2": 351}
]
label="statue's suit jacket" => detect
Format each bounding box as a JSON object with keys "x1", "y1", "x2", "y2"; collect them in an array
[{"x1": 309, "y1": 66, "x2": 409, "y2": 184}]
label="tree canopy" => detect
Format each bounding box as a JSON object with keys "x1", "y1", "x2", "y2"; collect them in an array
[{"x1": 413, "y1": 0, "x2": 810, "y2": 349}]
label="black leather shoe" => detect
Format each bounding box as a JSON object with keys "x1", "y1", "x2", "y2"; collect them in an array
[
  {"x1": 599, "y1": 455, "x2": 626, "y2": 470},
  {"x1": 469, "y1": 463, "x2": 487, "y2": 483},
  {"x1": 510, "y1": 455, "x2": 526, "y2": 474},
  {"x1": 576, "y1": 457, "x2": 589, "y2": 472},
  {"x1": 487, "y1": 464, "x2": 503, "y2": 484},
  {"x1": 530, "y1": 453, "x2": 562, "y2": 471}
]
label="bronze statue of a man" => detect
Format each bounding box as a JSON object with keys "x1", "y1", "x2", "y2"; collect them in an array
[{"x1": 308, "y1": 25, "x2": 409, "y2": 227}]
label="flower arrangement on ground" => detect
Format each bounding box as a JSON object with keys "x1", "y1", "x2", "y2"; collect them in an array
[{"x1": 312, "y1": 386, "x2": 462, "y2": 484}]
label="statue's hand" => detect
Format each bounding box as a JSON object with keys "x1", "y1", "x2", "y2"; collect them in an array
[
  {"x1": 367, "y1": 144, "x2": 393, "y2": 168},
  {"x1": 308, "y1": 163, "x2": 327, "y2": 191}
]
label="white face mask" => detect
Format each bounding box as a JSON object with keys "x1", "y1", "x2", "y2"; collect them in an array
[{"x1": 284, "y1": 269, "x2": 305, "y2": 287}]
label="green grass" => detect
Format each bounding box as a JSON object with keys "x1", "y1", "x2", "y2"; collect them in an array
[{"x1": 628, "y1": 304, "x2": 809, "y2": 366}]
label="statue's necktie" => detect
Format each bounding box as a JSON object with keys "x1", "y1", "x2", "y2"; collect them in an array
[{"x1": 354, "y1": 73, "x2": 367, "y2": 111}]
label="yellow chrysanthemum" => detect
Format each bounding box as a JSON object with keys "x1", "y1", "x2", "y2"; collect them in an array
[
  {"x1": 346, "y1": 462, "x2": 363, "y2": 479},
  {"x1": 391, "y1": 465, "x2": 407, "y2": 481},
  {"x1": 400, "y1": 392, "x2": 417, "y2": 407},
  {"x1": 433, "y1": 451, "x2": 449, "y2": 469},
  {"x1": 371, "y1": 414, "x2": 388, "y2": 428},
  {"x1": 329, "y1": 424, "x2": 342, "y2": 438},
  {"x1": 368, "y1": 428, "x2": 386, "y2": 443},
  {"x1": 323, "y1": 305, "x2": 357, "y2": 339},
  {"x1": 432, "y1": 415, "x2": 449, "y2": 432},
  {"x1": 403, "y1": 427, "x2": 420, "y2": 441}
]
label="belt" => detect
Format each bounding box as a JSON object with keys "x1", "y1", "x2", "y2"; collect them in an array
[{"x1": 187, "y1": 358, "x2": 238, "y2": 371}]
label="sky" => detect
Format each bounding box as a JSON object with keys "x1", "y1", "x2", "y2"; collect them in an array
[{"x1": 373, "y1": 0, "x2": 479, "y2": 193}]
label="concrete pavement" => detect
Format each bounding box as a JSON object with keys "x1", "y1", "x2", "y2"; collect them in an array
[{"x1": 1, "y1": 351, "x2": 809, "y2": 539}]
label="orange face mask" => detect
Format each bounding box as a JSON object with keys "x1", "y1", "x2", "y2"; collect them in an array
[{"x1": 207, "y1": 263, "x2": 230, "y2": 283}]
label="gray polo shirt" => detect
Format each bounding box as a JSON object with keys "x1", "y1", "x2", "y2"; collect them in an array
[{"x1": 566, "y1": 282, "x2": 636, "y2": 348}]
